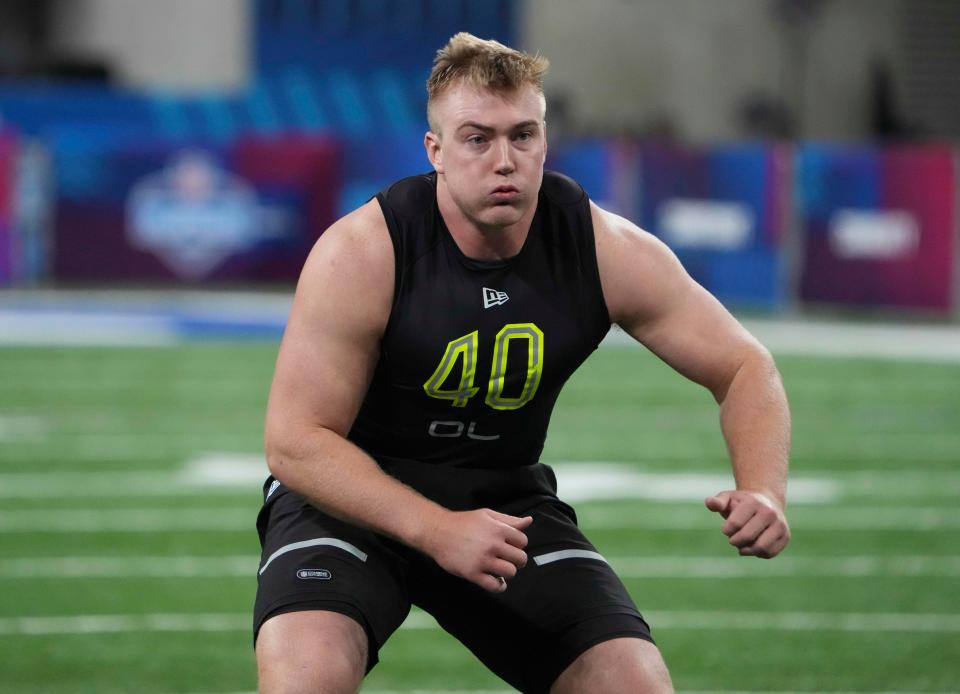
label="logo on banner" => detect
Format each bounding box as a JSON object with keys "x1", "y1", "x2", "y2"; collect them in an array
[
  {"x1": 126, "y1": 150, "x2": 259, "y2": 278},
  {"x1": 658, "y1": 198, "x2": 754, "y2": 250},
  {"x1": 828, "y1": 209, "x2": 919, "y2": 260}
]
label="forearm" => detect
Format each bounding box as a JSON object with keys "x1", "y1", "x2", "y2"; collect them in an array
[
  {"x1": 265, "y1": 427, "x2": 533, "y2": 589},
  {"x1": 717, "y1": 348, "x2": 791, "y2": 508},
  {"x1": 265, "y1": 426, "x2": 445, "y2": 551}
]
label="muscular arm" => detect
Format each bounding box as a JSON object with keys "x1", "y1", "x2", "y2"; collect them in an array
[
  {"x1": 264, "y1": 201, "x2": 529, "y2": 590},
  {"x1": 594, "y1": 203, "x2": 791, "y2": 557}
]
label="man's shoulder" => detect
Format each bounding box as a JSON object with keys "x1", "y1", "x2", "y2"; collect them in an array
[
  {"x1": 312, "y1": 199, "x2": 393, "y2": 273},
  {"x1": 540, "y1": 170, "x2": 587, "y2": 207},
  {"x1": 296, "y1": 199, "x2": 394, "y2": 330}
]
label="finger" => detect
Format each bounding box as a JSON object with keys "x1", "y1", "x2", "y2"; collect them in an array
[
  {"x1": 761, "y1": 526, "x2": 791, "y2": 558},
  {"x1": 739, "y1": 524, "x2": 786, "y2": 558},
  {"x1": 727, "y1": 512, "x2": 771, "y2": 548},
  {"x1": 705, "y1": 491, "x2": 733, "y2": 516},
  {"x1": 490, "y1": 512, "x2": 534, "y2": 530},
  {"x1": 488, "y1": 558, "x2": 519, "y2": 580},
  {"x1": 720, "y1": 499, "x2": 757, "y2": 537},
  {"x1": 503, "y1": 525, "x2": 529, "y2": 550},
  {"x1": 476, "y1": 573, "x2": 508, "y2": 593},
  {"x1": 498, "y1": 544, "x2": 528, "y2": 569},
  {"x1": 772, "y1": 526, "x2": 792, "y2": 555}
]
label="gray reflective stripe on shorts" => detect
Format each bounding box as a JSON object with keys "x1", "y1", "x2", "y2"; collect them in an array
[
  {"x1": 532, "y1": 549, "x2": 607, "y2": 566},
  {"x1": 258, "y1": 538, "x2": 368, "y2": 576}
]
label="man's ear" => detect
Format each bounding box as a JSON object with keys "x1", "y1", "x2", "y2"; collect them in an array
[
  {"x1": 542, "y1": 120, "x2": 548, "y2": 164},
  {"x1": 424, "y1": 131, "x2": 444, "y2": 174}
]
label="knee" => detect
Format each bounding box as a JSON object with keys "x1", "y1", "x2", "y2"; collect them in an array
[
  {"x1": 256, "y1": 610, "x2": 368, "y2": 694},
  {"x1": 552, "y1": 637, "x2": 673, "y2": 694},
  {"x1": 628, "y1": 639, "x2": 673, "y2": 692}
]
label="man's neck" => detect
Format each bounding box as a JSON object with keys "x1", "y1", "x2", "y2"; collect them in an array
[{"x1": 436, "y1": 180, "x2": 536, "y2": 261}]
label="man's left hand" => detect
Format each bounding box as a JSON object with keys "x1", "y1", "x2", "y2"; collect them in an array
[{"x1": 705, "y1": 490, "x2": 790, "y2": 558}]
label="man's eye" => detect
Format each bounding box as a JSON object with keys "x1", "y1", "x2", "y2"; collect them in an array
[
  {"x1": 467, "y1": 135, "x2": 486, "y2": 145},
  {"x1": 517, "y1": 131, "x2": 532, "y2": 141}
]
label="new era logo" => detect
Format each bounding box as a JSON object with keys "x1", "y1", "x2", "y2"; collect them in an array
[{"x1": 483, "y1": 287, "x2": 509, "y2": 309}]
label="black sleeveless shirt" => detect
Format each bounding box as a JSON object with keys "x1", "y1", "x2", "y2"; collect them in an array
[{"x1": 348, "y1": 169, "x2": 610, "y2": 486}]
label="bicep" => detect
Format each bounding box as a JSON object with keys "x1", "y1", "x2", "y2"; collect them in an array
[
  {"x1": 631, "y1": 276, "x2": 761, "y2": 399},
  {"x1": 595, "y1": 204, "x2": 762, "y2": 399},
  {"x1": 268, "y1": 294, "x2": 378, "y2": 437},
  {"x1": 266, "y1": 205, "x2": 393, "y2": 440}
]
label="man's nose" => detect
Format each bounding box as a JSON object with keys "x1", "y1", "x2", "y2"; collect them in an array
[{"x1": 494, "y1": 139, "x2": 515, "y2": 174}]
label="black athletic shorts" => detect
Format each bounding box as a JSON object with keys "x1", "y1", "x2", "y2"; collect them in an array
[{"x1": 253, "y1": 469, "x2": 654, "y2": 693}]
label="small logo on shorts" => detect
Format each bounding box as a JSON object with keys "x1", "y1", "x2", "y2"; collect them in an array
[{"x1": 296, "y1": 569, "x2": 332, "y2": 580}]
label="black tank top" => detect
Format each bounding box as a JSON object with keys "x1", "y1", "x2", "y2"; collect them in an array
[{"x1": 348, "y1": 169, "x2": 610, "y2": 489}]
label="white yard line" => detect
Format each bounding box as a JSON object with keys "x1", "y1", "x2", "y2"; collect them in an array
[
  {"x1": 2, "y1": 555, "x2": 960, "y2": 579},
  {"x1": 603, "y1": 320, "x2": 960, "y2": 363},
  {"x1": 0, "y1": 472, "x2": 262, "y2": 499},
  {"x1": 0, "y1": 613, "x2": 250, "y2": 635},
  {"x1": 0, "y1": 415, "x2": 47, "y2": 442},
  {"x1": 3, "y1": 459, "x2": 960, "y2": 501},
  {"x1": 743, "y1": 319, "x2": 960, "y2": 363},
  {"x1": 2, "y1": 610, "x2": 959, "y2": 636},
  {"x1": 577, "y1": 506, "x2": 960, "y2": 531},
  {"x1": 645, "y1": 611, "x2": 960, "y2": 632},
  {"x1": 0, "y1": 449, "x2": 188, "y2": 464},
  {"x1": 0, "y1": 508, "x2": 252, "y2": 532},
  {"x1": 0, "y1": 311, "x2": 180, "y2": 346},
  {"x1": 0, "y1": 556, "x2": 257, "y2": 577},
  {"x1": 2, "y1": 287, "x2": 959, "y2": 360},
  {"x1": 613, "y1": 555, "x2": 960, "y2": 578},
  {"x1": 3, "y1": 505, "x2": 957, "y2": 533},
  {"x1": 552, "y1": 464, "x2": 838, "y2": 504}
]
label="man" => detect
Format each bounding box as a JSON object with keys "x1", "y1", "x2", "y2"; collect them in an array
[{"x1": 254, "y1": 32, "x2": 790, "y2": 694}]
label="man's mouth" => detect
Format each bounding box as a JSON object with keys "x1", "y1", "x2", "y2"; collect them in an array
[{"x1": 491, "y1": 186, "x2": 519, "y2": 202}]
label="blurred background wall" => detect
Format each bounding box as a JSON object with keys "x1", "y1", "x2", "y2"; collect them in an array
[
  {"x1": 0, "y1": 0, "x2": 956, "y2": 317},
  {"x1": 47, "y1": 0, "x2": 250, "y2": 89},
  {"x1": 526, "y1": 0, "x2": 903, "y2": 141}
]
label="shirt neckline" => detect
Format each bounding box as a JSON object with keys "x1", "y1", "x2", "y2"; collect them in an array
[{"x1": 434, "y1": 185, "x2": 541, "y2": 273}]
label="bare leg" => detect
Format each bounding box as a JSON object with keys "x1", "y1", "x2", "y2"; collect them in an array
[
  {"x1": 256, "y1": 610, "x2": 369, "y2": 694},
  {"x1": 551, "y1": 637, "x2": 674, "y2": 694}
]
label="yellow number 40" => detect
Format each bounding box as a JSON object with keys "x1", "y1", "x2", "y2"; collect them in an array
[{"x1": 423, "y1": 323, "x2": 544, "y2": 411}]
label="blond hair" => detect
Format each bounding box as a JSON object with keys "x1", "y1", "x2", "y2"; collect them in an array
[{"x1": 427, "y1": 32, "x2": 549, "y2": 132}]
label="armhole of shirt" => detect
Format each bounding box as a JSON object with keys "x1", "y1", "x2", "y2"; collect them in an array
[
  {"x1": 541, "y1": 171, "x2": 613, "y2": 348},
  {"x1": 576, "y1": 194, "x2": 613, "y2": 348},
  {"x1": 374, "y1": 177, "x2": 444, "y2": 349},
  {"x1": 374, "y1": 192, "x2": 404, "y2": 349}
]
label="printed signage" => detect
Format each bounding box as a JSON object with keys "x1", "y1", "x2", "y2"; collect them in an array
[{"x1": 126, "y1": 151, "x2": 260, "y2": 279}]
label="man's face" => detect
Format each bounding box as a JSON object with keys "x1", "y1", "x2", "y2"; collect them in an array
[{"x1": 425, "y1": 82, "x2": 547, "y2": 231}]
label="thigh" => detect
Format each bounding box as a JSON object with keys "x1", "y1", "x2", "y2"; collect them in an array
[
  {"x1": 253, "y1": 480, "x2": 411, "y2": 671},
  {"x1": 411, "y1": 500, "x2": 654, "y2": 693}
]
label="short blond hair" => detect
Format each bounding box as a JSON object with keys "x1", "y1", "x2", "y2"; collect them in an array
[{"x1": 427, "y1": 32, "x2": 549, "y2": 132}]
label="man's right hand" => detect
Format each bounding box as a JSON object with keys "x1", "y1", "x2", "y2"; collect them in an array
[{"x1": 420, "y1": 509, "x2": 532, "y2": 593}]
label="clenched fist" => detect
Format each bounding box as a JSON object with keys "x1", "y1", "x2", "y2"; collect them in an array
[{"x1": 705, "y1": 490, "x2": 790, "y2": 558}]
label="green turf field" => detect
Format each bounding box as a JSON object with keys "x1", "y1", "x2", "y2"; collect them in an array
[{"x1": 1, "y1": 342, "x2": 958, "y2": 693}]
